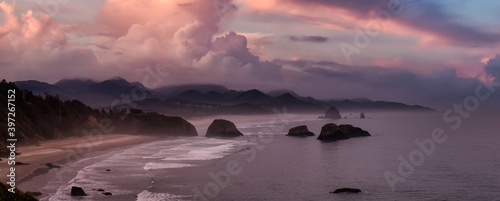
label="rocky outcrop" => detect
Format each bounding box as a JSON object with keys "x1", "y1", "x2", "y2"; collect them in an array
[
  {"x1": 70, "y1": 186, "x2": 87, "y2": 196},
  {"x1": 286, "y1": 125, "x2": 315, "y2": 136},
  {"x1": 321, "y1": 106, "x2": 341, "y2": 119},
  {"x1": 317, "y1": 123, "x2": 370, "y2": 141},
  {"x1": 206, "y1": 119, "x2": 243, "y2": 137},
  {"x1": 116, "y1": 113, "x2": 198, "y2": 136},
  {"x1": 330, "y1": 188, "x2": 362, "y2": 193}
]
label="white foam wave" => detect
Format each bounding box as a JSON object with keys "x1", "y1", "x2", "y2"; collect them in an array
[
  {"x1": 143, "y1": 162, "x2": 195, "y2": 170},
  {"x1": 136, "y1": 190, "x2": 192, "y2": 201},
  {"x1": 162, "y1": 143, "x2": 235, "y2": 161}
]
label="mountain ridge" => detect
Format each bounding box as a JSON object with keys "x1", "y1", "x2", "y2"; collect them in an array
[{"x1": 14, "y1": 78, "x2": 436, "y2": 116}]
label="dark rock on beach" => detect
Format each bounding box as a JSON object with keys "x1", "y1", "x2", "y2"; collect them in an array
[
  {"x1": 103, "y1": 192, "x2": 113, "y2": 196},
  {"x1": 15, "y1": 161, "x2": 29, "y2": 166},
  {"x1": 46, "y1": 163, "x2": 61, "y2": 169},
  {"x1": 317, "y1": 123, "x2": 370, "y2": 141},
  {"x1": 71, "y1": 186, "x2": 87, "y2": 196},
  {"x1": 286, "y1": 125, "x2": 315, "y2": 136},
  {"x1": 206, "y1": 119, "x2": 243, "y2": 137},
  {"x1": 330, "y1": 188, "x2": 362, "y2": 194}
]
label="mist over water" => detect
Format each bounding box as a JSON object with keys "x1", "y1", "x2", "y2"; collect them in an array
[{"x1": 19, "y1": 112, "x2": 500, "y2": 200}]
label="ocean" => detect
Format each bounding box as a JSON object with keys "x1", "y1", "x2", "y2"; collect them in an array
[{"x1": 18, "y1": 112, "x2": 500, "y2": 201}]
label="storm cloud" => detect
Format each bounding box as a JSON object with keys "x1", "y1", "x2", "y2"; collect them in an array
[{"x1": 289, "y1": 35, "x2": 329, "y2": 43}]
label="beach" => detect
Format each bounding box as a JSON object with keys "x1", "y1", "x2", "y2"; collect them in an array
[
  {"x1": 5, "y1": 112, "x2": 500, "y2": 200},
  {"x1": 0, "y1": 134, "x2": 158, "y2": 184}
]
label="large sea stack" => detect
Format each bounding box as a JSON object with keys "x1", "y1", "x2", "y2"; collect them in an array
[
  {"x1": 206, "y1": 119, "x2": 244, "y2": 137},
  {"x1": 317, "y1": 123, "x2": 370, "y2": 141},
  {"x1": 323, "y1": 106, "x2": 341, "y2": 119}
]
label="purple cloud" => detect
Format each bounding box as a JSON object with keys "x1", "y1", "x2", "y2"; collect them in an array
[{"x1": 284, "y1": 0, "x2": 500, "y2": 46}]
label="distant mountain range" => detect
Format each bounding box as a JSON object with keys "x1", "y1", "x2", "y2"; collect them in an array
[{"x1": 14, "y1": 77, "x2": 435, "y2": 117}]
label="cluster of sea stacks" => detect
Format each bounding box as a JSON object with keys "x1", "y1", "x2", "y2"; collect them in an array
[
  {"x1": 288, "y1": 106, "x2": 371, "y2": 141},
  {"x1": 286, "y1": 123, "x2": 370, "y2": 141},
  {"x1": 205, "y1": 106, "x2": 371, "y2": 142},
  {"x1": 64, "y1": 108, "x2": 367, "y2": 198}
]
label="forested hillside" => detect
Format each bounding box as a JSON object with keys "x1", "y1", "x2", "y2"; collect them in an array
[
  {"x1": 0, "y1": 80, "x2": 197, "y2": 157},
  {"x1": 0, "y1": 80, "x2": 102, "y2": 147}
]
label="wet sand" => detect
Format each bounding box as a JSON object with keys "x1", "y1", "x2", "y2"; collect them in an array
[{"x1": 0, "y1": 134, "x2": 158, "y2": 184}]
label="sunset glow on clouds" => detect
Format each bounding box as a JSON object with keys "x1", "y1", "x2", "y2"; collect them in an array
[{"x1": 1, "y1": 0, "x2": 500, "y2": 107}]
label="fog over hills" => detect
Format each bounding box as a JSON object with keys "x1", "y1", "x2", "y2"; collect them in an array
[{"x1": 14, "y1": 78, "x2": 435, "y2": 117}]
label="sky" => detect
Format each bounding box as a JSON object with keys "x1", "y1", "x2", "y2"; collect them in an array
[{"x1": 1, "y1": 0, "x2": 500, "y2": 108}]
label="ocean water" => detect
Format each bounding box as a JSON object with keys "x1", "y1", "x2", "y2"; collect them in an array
[{"x1": 19, "y1": 112, "x2": 500, "y2": 201}]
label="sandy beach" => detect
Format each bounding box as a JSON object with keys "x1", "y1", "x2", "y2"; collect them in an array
[{"x1": 0, "y1": 134, "x2": 158, "y2": 184}]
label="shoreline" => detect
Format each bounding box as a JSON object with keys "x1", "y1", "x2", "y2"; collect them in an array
[{"x1": 0, "y1": 134, "x2": 159, "y2": 184}]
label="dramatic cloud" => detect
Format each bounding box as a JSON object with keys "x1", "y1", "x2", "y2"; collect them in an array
[
  {"x1": 0, "y1": 2, "x2": 66, "y2": 51},
  {"x1": 195, "y1": 32, "x2": 282, "y2": 82},
  {"x1": 268, "y1": 0, "x2": 500, "y2": 46},
  {"x1": 93, "y1": 0, "x2": 282, "y2": 85},
  {"x1": 1, "y1": 0, "x2": 500, "y2": 109},
  {"x1": 0, "y1": 0, "x2": 281, "y2": 85},
  {"x1": 484, "y1": 55, "x2": 500, "y2": 81},
  {"x1": 289, "y1": 35, "x2": 329, "y2": 43},
  {"x1": 397, "y1": 1, "x2": 500, "y2": 46},
  {"x1": 274, "y1": 58, "x2": 491, "y2": 108}
]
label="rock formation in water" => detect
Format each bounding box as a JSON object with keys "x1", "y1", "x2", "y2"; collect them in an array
[
  {"x1": 330, "y1": 188, "x2": 362, "y2": 193},
  {"x1": 317, "y1": 123, "x2": 370, "y2": 141},
  {"x1": 286, "y1": 125, "x2": 315, "y2": 136},
  {"x1": 70, "y1": 186, "x2": 87, "y2": 196},
  {"x1": 321, "y1": 106, "x2": 341, "y2": 119},
  {"x1": 206, "y1": 119, "x2": 244, "y2": 137}
]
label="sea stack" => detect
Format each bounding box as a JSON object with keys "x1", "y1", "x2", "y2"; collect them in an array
[
  {"x1": 330, "y1": 188, "x2": 362, "y2": 194},
  {"x1": 317, "y1": 123, "x2": 370, "y2": 141},
  {"x1": 70, "y1": 186, "x2": 87, "y2": 196},
  {"x1": 206, "y1": 119, "x2": 244, "y2": 137},
  {"x1": 323, "y1": 106, "x2": 341, "y2": 119},
  {"x1": 286, "y1": 125, "x2": 315, "y2": 137}
]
